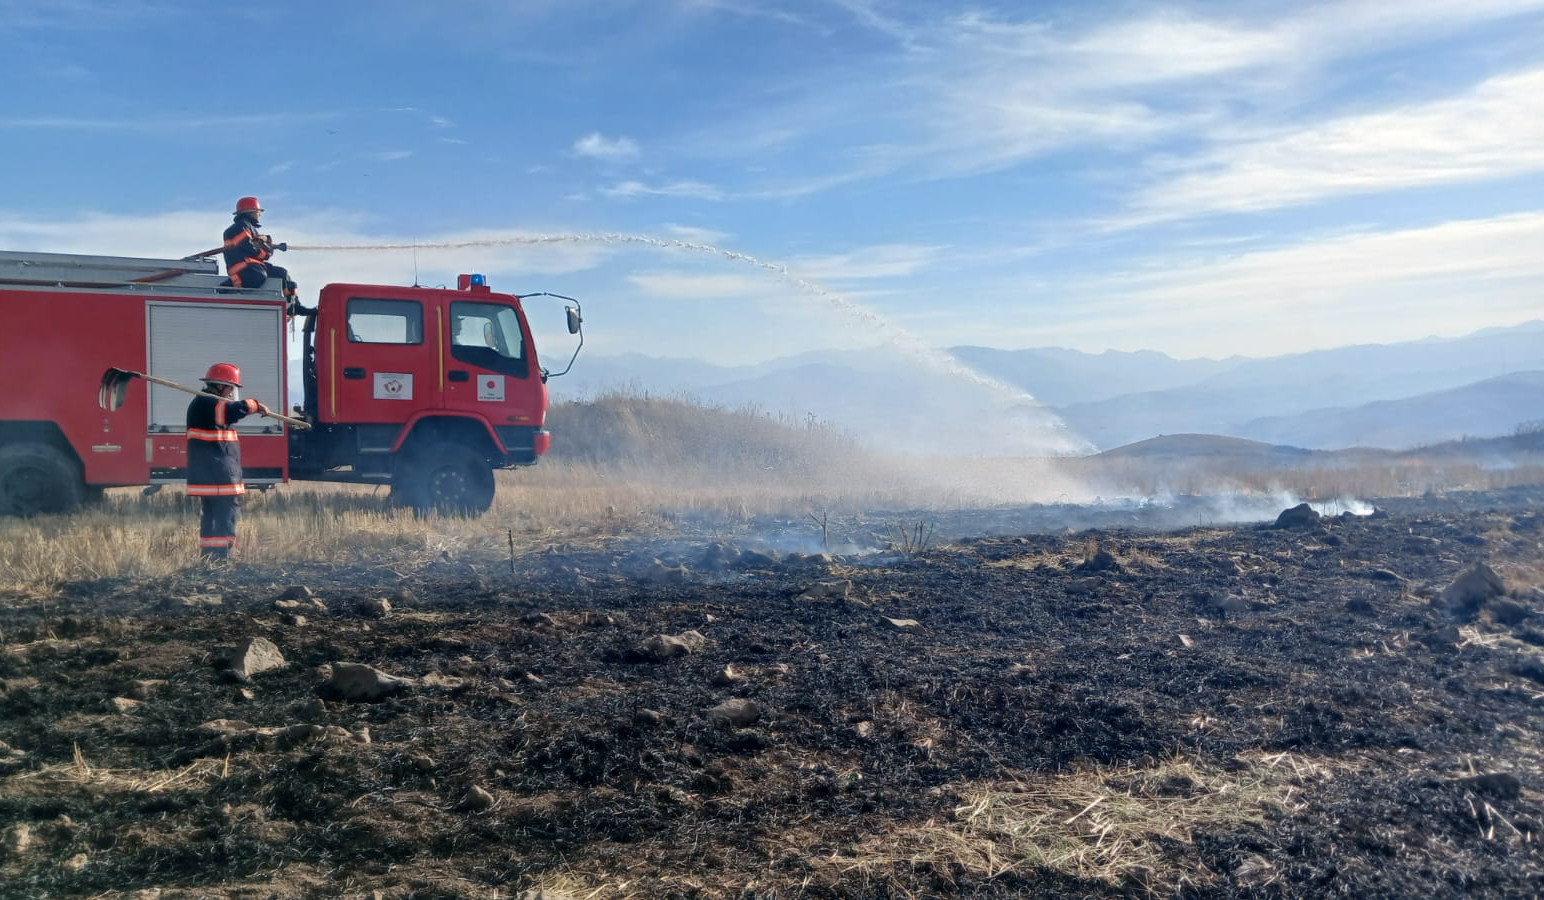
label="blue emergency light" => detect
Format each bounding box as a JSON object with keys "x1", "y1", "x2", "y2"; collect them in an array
[{"x1": 470, "y1": 273, "x2": 486, "y2": 286}]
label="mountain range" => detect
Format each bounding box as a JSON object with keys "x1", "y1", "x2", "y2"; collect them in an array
[{"x1": 545, "y1": 320, "x2": 1544, "y2": 454}]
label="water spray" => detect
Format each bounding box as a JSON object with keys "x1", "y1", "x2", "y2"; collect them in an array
[{"x1": 290, "y1": 232, "x2": 1092, "y2": 454}]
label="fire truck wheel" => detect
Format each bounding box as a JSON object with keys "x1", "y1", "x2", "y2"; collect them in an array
[
  {"x1": 391, "y1": 442, "x2": 495, "y2": 517},
  {"x1": 0, "y1": 442, "x2": 86, "y2": 517}
]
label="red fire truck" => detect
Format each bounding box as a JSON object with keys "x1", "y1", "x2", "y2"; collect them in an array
[{"x1": 0, "y1": 249, "x2": 582, "y2": 517}]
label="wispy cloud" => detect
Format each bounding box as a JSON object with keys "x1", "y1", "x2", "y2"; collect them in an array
[
  {"x1": 789, "y1": 243, "x2": 946, "y2": 281},
  {"x1": 368, "y1": 150, "x2": 414, "y2": 162},
  {"x1": 677, "y1": 0, "x2": 822, "y2": 32},
  {"x1": 601, "y1": 179, "x2": 723, "y2": 200},
  {"x1": 573, "y1": 132, "x2": 640, "y2": 161},
  {"x1": 0, "y1": 111, "x2": 338, "y2": 131},
  {"x1": 0, "y1": 0, "x2": 168, "y2": 30},
  {"x1": 627, "y1": 270, "x2": 771, "y2": 299},
  {"x1": 1010, "y1": 212, "x2": 1544, "y2": 356},
  {"x1": 822, "y1": 0, "x2": 923, "y2": 48},
  {"x1": 905, "y1": 3, "x2": 1544, "y2": 177},
  {"x1": 1121, "y1": 67, "x2": 1544, "y2": 224},
  {"x1": 678, "y1": 1, "x2": 1544, "y2": 205},
  {"x1": 660, "y1": 223, "x2": 731, "y2": 244}
]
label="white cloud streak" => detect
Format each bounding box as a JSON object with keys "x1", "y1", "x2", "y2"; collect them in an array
[
  {"x1": 680, "y1": 0, "x2": 1544, "y2": 214},
  {"x1": 788, "y1": 243, "x2": 945, "y2": 281},
  {"x1": 600, "y1": 179, "x2": 723, "y2": 200},
  {"x1": 0, "y1": 112, "x2": 338, "y2": 131},
  {"x1": 573, "y1": 132, "x2": 640, "y2": 161},
  {"x1": 660, "y1": 223, "x2": 731, "y2": 244},
  {"x1": 1124, "y1": 67, "x2": 1544, "y2": 223},
  {"x1": 908, "y1": 2, "x2": 1544, "y2": 178},
  {"x1": 990, "y1": 212, "x2": 1544, "y2": 357},
  {"x1": 627, "y1": 270, "x2": 771, "y2": 299}
]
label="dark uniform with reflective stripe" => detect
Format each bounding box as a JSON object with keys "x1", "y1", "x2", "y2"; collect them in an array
[
  {"x1": 221, "y1": 214, "x2": 297, "y2": 305},
  {"x1": 186, "y1": 393, "x2": 259, "y2": 558}
]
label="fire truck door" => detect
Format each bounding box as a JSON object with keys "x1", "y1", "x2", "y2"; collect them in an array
[
  {"x1": 442, "y1": 300, "x2": 535, "y2": 418},
  {"x1": 327, "y1": 297, "x2": 441, "y2": 423}
]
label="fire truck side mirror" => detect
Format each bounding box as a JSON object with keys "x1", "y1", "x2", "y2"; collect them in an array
[{"x1": 566, "y1": 306, "x2": 582, "y2": 335}]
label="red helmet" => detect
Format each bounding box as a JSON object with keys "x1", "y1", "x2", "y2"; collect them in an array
[
  {"x1": 234, "y1": 196, "x2": 263, "y2": 215},
  {"x1": 203, "y1": 362, "x2": 242, "y2": 387}
]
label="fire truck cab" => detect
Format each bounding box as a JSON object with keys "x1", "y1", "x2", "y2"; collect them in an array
[{"x1": 0, "y1": 249, "x2": 582, "y2": 517}]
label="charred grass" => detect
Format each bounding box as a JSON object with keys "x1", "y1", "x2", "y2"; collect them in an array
[
  {"x1": 1, "y1": 486, "x2": 1543, "y2": 896},
  {"x1": 1, "y1": 397, "x2": 1543, "y2": 896}
]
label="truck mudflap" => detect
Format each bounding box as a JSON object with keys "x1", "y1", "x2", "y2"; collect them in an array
[{"x1": 495, "y1": 425, "x2": 550, "y2": 462}]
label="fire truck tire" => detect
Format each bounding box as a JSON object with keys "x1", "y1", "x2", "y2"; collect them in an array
[
  {"x1": 391, "y1": 442, "x2": 496, "y2": 516},
  {"x1": 0, "y1": 442, "x2": 86, "y2": 517}
]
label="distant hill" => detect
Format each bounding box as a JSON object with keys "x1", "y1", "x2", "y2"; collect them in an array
[
  {"x1": 1047, "y1": 321, "x2": 1544, "y2": 449},
  {"x1": 1237, "y1": 371, "x2": 1544, "y2": 450},
  {"x1": 1092, "y1": 433, "x2": 1318, "y2": 463}
]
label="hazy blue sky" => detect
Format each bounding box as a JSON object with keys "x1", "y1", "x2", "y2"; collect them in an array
[{"x1": 2, "y1": 0, "x2": 1541, "y2": 365}]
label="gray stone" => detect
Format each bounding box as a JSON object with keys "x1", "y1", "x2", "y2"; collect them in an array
[
  {"x1": 798, "y1": 579, "x2": 852, "y2": 602},
  {"x1": 1438, "y1": 563, "x2": 1505, "y2": 621},
  {"x1": 1272, "y1": 503, "x2": 1321, "y2": 529},
  {"x1": 739, "y1": 549, "x2": 780, "y2": 568},
  {"x1": 636, "y1": 630, "x2": 707, "y2": 661},
  {"x1": 1487, "y1": 598, "x2": 1531, "y2": 626},
  {"x1": 1457, "y1": 772, "x2": 1522, "y2": 801},
  {"x1": 644, "y1": 559, "x2": 691, "y2": 583},
  {"x1": 462, "y1": 785, "x2": 497, "y2": 811},
  {"x1": 167, "y1": 593, "x2": 223, "y2": 610},
  {"x1": 128, "y1": 679, "x2": 166, "y2": 699},
  {"x1": 699, "y1": 542, "x2": 743, "y2": 571},
  {"x1": 319, "y1": 663, "x2": 411, "y2": 702},
  {"x1": 358, "y1": 597, "x2": 392, "y2": 619},
  {"x1": 224, "y1": 637, "x2": 287, "y2": 682},
  {"x1": 706, "y1": 698, "x2": 761, "y2": 728},
  {"x1": 3, "y1": 822, "x2": 31, "y2": 858}
]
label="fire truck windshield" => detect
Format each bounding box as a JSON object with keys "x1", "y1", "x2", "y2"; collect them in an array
[{"x1": 450, "y1": 301, "x2": 528, "y2": 378}]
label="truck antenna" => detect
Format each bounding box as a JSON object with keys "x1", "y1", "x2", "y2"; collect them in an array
[{"x1": 412, "y1": 239, "x2": 419, "y2": 287}]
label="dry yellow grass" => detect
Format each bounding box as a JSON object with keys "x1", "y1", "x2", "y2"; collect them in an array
[
  {"x1": 0, "y1": 454, "x2": 964, "y2": 591},
  {"x1": 3, "y1": 393, "x2": 1540, "y2": 593},
  {"x1": 3, "y1": 450, "x2": 1540, "y2": 594},
  {"x1": 822, "y1": 750, "x2": 1347, "y2": 893}
]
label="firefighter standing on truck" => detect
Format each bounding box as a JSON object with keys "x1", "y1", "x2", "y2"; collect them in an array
[
  {"x1": 221, "y1": 196, "x2": 311, "y2": 316},
  {"x1": 186, "y1": 363, "x2": 269, "y2": 560}
]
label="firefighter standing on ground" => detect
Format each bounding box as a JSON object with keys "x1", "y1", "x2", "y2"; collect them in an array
[
  {"x1": 221, "y1": 196, "x2": 312, "y2": 315},
  {"x1": 187, "y1": 363, "x2": 269, "y2": 560}
]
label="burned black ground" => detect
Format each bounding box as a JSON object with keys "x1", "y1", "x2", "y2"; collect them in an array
[{"x1": 1, "y1": 487, "x2": 1542, "y2": 898}]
